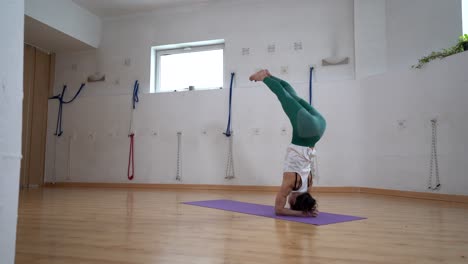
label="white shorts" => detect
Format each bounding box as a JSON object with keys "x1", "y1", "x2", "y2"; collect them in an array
[{"x1": 283, "y1": 143, "x2": 316, "y2": 179}]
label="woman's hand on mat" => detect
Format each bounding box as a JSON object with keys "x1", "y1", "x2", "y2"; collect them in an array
[
  {"x1": 311, "y1": 209, "x2": 319, "y2": 217},
  {"x1": 302, "y1": 209, "x2": 319, "y2": 217}
]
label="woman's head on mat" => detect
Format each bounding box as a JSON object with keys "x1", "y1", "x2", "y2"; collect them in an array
[
  {"x1": 274, "y1": 171, "x2": 318, "y2": 217},
  {"x1": 289, "y1": 193, "x2": 317, "y2": 213}
]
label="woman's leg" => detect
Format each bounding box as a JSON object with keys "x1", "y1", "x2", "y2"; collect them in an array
[
  {"x1": 262, "y1": 76, "x2": 303, "y2": 125},
  {"x1": 267, "y1": 75, "x2": 299, "y2": 98},
  {"x1": 250, "y1": 70, "x2": 326, "y2": 147},
  {"x1": 268, "y1": 75, "x2": 323, "y2": 118}
]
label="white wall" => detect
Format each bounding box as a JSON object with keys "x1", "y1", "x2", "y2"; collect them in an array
[
  {"x1": 45, "y1": 0, "x2": 360, "y2": 187},
  {"x1": 354, "y1": 0, "x2": 387, "y2": 78},
  {"x1": 386, "y1": 0, "x2": 462, "y2": 71},
  {"x1": 46, "y1": 0, "x2": 468, "y2": 195},
  {"x1": 0, "y1": 1, "x2": 24, "y2": 263},
  {"x1": 360, "y1": 51, "x2": 468, "y2": 195},
  {"x1": 100, "y1": 0, "x2": 355, "y2": 94},
  {"x1": 464, "y1": 0, "x2": 468, "y2": 34},
  {"x1": 25, "y1": 0, "x2": 102, "y2": 48}
]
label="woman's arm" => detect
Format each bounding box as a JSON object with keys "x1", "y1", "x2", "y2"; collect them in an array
[
  {"x1": 307, "y1": 173, "x2": 313, "y2": 194},
  {"x1": 275, "y1": 174, "x2": 306, "y2": 217},
  {"x1": 307, "y1": 173, "x2": 319, "y2": 217}
]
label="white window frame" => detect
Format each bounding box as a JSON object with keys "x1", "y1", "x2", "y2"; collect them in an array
[{"x1": 150, "y1": 39, "x2": 225, "y2": 93}]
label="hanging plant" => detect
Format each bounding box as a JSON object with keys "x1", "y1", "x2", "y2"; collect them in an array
[
  {"x1": 461, "y1": 33, "x2": 468, "y2": 51},
  {"x1": 413, "y1": 34, "x2": 468, "y2": 69}
]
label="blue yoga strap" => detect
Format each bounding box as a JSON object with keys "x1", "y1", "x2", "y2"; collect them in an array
[
  {"x1": 224, "y1": 73, "x2": 235, "y2": 137},
  {"x1": 49, "y1": 83, "x2": 86, "y2": 137},
  {"x1": 309, "y1": 67, "x2": 314, "y2": 105}
]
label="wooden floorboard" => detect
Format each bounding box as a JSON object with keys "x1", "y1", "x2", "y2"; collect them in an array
[
  {"x1": 15, "y1": 188, "x2": 468, "y2": 264},
  {"x1": 44, "y1": 183, "x2": 467, "y2": 203}
]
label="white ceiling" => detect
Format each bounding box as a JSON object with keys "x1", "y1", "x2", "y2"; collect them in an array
[
  {"x1": 72, "y1": 0, "x2": 219, "y2": 18},
  {"x1": 24, "y1": 16, "x2": 94, "y2": 53}
]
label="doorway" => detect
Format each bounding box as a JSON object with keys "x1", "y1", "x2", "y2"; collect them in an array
[{"x1": 20, "y1": 44, "x2": 55, "y2": 188}]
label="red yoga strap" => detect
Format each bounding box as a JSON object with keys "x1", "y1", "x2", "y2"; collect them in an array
[{"x1": 128, "y1": 133, "x2": 135, "y2": 180}]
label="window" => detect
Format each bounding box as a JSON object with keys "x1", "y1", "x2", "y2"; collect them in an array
[
  {"x1": 151, "y1": 40, "x2": 224, "y2": 93},
  {"x1": 464, "y1": 0, "x2": 468, "y2": 34}
]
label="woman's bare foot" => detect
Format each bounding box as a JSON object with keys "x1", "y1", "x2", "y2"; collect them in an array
[{"x1": 249, "y1": 69, "x2": 270, "y2": 82}]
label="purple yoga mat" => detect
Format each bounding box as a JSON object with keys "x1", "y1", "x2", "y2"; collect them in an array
[{"x1": 183, "y1": 199, "x2": 366, "y2": 226}]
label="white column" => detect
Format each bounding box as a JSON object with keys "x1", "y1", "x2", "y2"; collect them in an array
[{"x1": 0, "y1": 0, "x2": 25, "y2": 263}]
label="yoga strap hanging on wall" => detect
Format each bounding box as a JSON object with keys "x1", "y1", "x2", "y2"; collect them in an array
[
  {"x1": 128, "y1": 134, "x2": 135, "y2": 180},
  {"x1": 428, "y1": 119, "x2": 441, "y2": 190},
  {"x1": 224, "y1": 72, "x2": 235, "y2": 137},
  {"x1": 224, "y1": 73, "x2": 235, "y2": 179},
  {"x1": 309, "y1": 67, "x2": 314, "y2": 105},
  {"x1": 176, "y1": 132, "x2": 182, "y2": 181},
  {"x1": 49, "y1": 83, "x2": 86, "y2": 136},
  {"x1": 128, "y1": 80, "x2": 139, "y2": 181},
  {"x1": 308, "y1": 67, "x2": 320, "y2": 183},
  {"x1": 132, "y1": 80, "x2": 139, "y2": 109}
]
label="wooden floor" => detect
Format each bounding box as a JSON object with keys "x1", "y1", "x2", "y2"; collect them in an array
[{"x1": 15, "y1": 188, "x2": 468, "y2": 264}]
